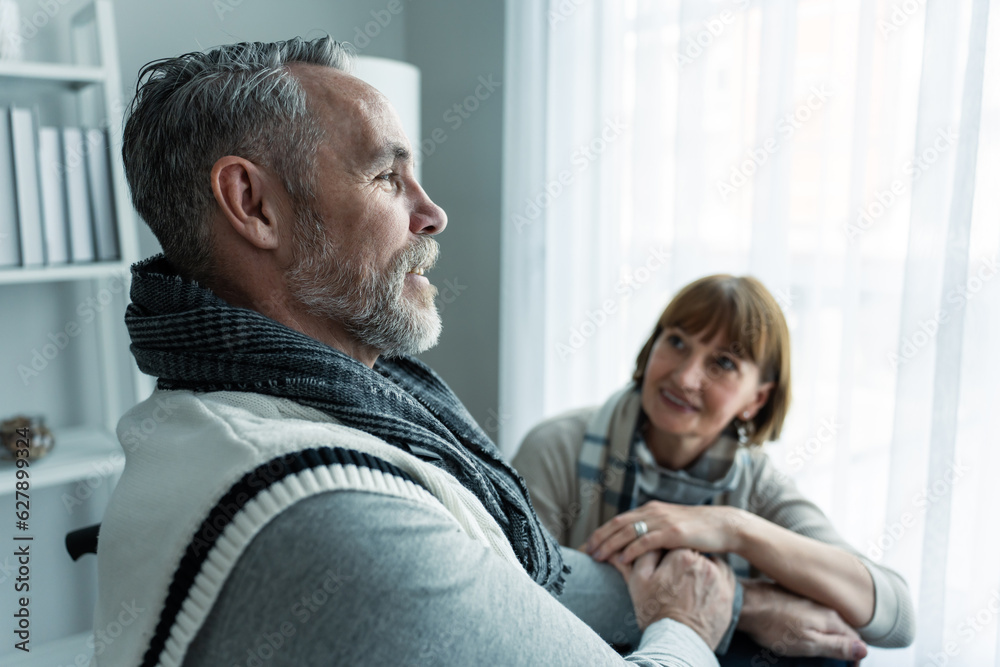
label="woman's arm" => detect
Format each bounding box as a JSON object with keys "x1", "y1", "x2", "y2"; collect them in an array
[
  {"x1": 584, "y1": 501, "x2": 875, "y2": 626},
  {"x1": 585, "y1": 453, "x2": 915, "y2": 646},
  {"x1": 727, "y1": 507, "x2": 875, "y2": 626}
]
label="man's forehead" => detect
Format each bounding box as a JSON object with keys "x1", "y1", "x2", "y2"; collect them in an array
[
  {"x1": 290, "y1": 63, "x2": 409, "y2": 162},
  {"x1": 291, "y1": 64, "x2": 375, "y2": 111}
]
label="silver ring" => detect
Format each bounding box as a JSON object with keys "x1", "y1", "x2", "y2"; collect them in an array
[{"x1": 633, "y1": 520, "x2": 648, "y2": 539}]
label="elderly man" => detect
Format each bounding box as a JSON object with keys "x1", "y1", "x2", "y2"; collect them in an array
[{"x1": 91, "y1": 37, "x2": 737, "y2": 666}]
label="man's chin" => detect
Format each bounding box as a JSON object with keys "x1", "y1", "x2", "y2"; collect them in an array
[
  {"x1": 406, "y1": 308, "x2": 443, "y2": 355},
  {"x1": 375, "y1": 302, "x2": 442, "y2": 358}
]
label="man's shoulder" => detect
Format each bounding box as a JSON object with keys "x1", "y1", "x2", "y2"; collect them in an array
[
  {"x1": 121, "y1": 388, "x2": 337, "y2": 426},
  {"x1": 118, "y1": 389, "x2": 359, "y2": 457}
]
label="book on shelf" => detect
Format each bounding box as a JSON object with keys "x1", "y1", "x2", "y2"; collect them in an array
[
  {"x1": 10, "y1": 107, "x2": 46, "y2": 267},
  {"x1": 85, "y1": 128, "x2": 119, "y2": 261},
  {"x1": 38, "y1": 127, "x2": 71, "y2": 265},
  {"x1": 0, "y1": 111, "x2": 120, "y2": 268},
  {"x1": 62, "y1": 127, "x2": 96, "y2": 263},
  {"x1": 0, "y1": 108, "x2": 20, "y2": 267}
]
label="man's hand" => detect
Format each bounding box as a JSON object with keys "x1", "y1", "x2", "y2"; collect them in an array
[
  {"x1": 615, "y1": 548, "x2": 735, "y2": 649},
  {"x1": 739, "y1": 578, "x2": 868, "y2": 662}
]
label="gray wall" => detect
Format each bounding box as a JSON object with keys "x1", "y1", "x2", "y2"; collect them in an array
[{"x1": 407, "y1": 0, "x2": 505, "y2": 437}]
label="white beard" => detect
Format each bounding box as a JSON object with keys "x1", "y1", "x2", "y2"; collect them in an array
[{"x1": 286, "y1": 211, "x2": 442, "y2": 358}]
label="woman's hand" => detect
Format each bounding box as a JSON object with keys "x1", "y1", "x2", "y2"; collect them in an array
[{"x1": 584, "y1": 500, "x2": 745, "y2": 565}]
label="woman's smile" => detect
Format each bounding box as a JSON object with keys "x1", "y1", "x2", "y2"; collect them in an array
[{"x1": 658, "y1": 387, "x2": 699, "y2": 413}]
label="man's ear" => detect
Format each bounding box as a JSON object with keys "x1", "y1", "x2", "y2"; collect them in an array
[{"x1": 211, "y1": 156, "x2": 287, "y2": 250}]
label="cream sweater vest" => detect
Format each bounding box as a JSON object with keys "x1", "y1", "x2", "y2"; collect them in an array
[{"x1": 91, "y1": 390, "x2": 523, "y2": 667}]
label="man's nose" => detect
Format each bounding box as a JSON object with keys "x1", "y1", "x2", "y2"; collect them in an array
[{"x1": 411, "y1": 184, "x2": 448, "y2": 235}]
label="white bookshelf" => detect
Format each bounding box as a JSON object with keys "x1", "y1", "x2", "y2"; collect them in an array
[
  {"x1": 0, "y1": 427, "x2": 122, "y2": 495},
  {"x1": 0, "y1": 0, "x2": 143, "y2": 442},
  {"x1": 0, "y1": 259, "x2": 129, "y2": 284},
  {"x1": 0, "y1": 60, "x2": 106, "y2": 89},
  {"x1": 0, "y1": 2, "x2": 145, "y2": 661}
]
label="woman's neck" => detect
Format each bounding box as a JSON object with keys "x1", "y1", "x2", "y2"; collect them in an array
[{"x1": 640, "y1": 420, "x2": 716, "y2": 471}]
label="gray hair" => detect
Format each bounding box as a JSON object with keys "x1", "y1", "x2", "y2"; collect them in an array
[{"x1": 122, "y1": 36, "x2": 353, "y2": 283}]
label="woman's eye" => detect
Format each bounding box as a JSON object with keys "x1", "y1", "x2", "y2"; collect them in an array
[
  {"x1": 666, "y1": 333, "x2": 684, "y2": 349},
  {"x1": 715, "y1": 356, "x2": 737, "y2": 371}
]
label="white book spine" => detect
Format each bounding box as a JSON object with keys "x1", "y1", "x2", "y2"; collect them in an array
[
  {"x1": 10, "y1": 107, "x2": 45, "y2": 266},
  {"x1": 38, "y1": 127, "x2": 70, "y2": 265},
  {"x1": 0, "y1": 107, "x2": 20, "y2": 267},
  {"x1": 85, "y1": 128, "x2": 118, "y2": 261},
  {"x1": 62, "y1": 127, "x2": 95, "y2": 263}
]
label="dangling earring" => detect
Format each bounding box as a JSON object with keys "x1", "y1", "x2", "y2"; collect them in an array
[{"x1": 735, "y1": 411, "x2": 755, "y2": 445}]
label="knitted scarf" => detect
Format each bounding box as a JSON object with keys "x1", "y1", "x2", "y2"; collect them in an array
[
  {"x1": 572, "y1": 383, "x2": 746, "y2": 547},
  {"x1": 124, "y1": 255, "x2": 567, "y2": 594}
]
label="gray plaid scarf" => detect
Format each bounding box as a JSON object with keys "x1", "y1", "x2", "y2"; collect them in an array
[{"x1": 124, "y1": 255, "x2": 567, "y2": 594}]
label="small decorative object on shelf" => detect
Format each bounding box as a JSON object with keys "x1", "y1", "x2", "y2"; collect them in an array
[
  {"x1": 0, "y1": 415, "x2": 55, "y2": 461},
  {"x1": 0, "y1": 0, "x2": 22, "y2": 61}
]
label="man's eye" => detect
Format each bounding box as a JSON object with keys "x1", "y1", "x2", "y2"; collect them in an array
[{"x1": 377, "y1": 171, "x2": 396, "y2": 182}]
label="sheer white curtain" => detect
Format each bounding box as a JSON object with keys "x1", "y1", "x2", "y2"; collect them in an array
[{"x1": 500, "y1": 1, "x2": 1000, "y2": 665}]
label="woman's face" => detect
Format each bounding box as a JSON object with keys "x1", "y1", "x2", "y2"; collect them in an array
[{"x1": 640, "y1": 326, "x2": 773, "y2": 470}]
